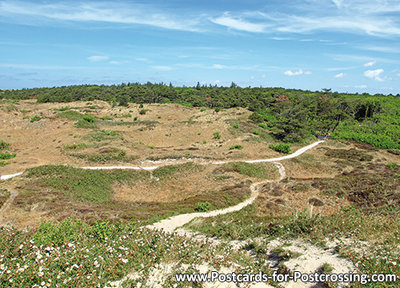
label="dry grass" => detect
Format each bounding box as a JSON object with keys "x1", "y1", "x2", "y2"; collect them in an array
[
  {"x1": 0, "y1": 100, "x2": 305, "y2": 175},
  {"x1": 1, "y1": 162, "x2": 260, "y2": 228}
]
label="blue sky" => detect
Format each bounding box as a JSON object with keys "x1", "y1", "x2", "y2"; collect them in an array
[{"x1": 0, "y1": 0, "x2": 400, "y2": 94}]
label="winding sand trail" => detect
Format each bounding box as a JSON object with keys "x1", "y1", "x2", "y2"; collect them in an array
[
  {"x1": 0, "y1": 141, "x2": 323, "y2": 227},
  {"x1": 0, "y1": 140, "x2": 324, "y2": 181},
  {"x1": 3, "y1": 140, "x2": 352, "y2": 288}
]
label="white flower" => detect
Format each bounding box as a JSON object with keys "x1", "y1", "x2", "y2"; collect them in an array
[{"x1": 121, "y1": 259, "x2": 128, "y2": 264}]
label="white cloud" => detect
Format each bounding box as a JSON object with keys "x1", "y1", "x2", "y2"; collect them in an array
[
  {"x1": 0, "y1": 1, "x2": 201, "y2": 31},
  {"x1": 284, "y1": 69, "x2": 311, "y2": 76},
  {"x1": 210, "y1": 14, "x2": 266, "y2": 33},
  {"x1": 211, "y1": 1, "x2": 400, "y2": 37},
  {"x1": 2, "y1": 0, "x2": 400, "y2": 37},
  {"x1": 151, "y1": 65, "x2": 173, "y2": 71},
  {"x1": 364, "y1": 60, "x2": 376, "y2": 67},
  {"x1": 355, "y1": 85, "x2": 367, "y2": 89},
  {"x1": 359, "y1": 46, "x2": 400, "y2": 54},
  {"x1": 211, "y1": 64, "x2": 226, "y2": 69},
  {"x1": 364, "y1": 69, "x2": 384, "y2": 81},
  {"x1": 88, "y1": 55, "x2": 109, "y2": 62},
  {"x1": 331, "y1": 0, "x2": 345, "y2": 8},
  {"x1": 335, "y1": 72, "x2": 345, "y2": 78},
  {"x1": 135, "y1": 57, "x2": 148, "y2": 62}
]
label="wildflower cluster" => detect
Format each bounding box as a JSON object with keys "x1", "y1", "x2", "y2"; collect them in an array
[{"x1": 0, "y1": 219, "x2": 246, "y2": 287}]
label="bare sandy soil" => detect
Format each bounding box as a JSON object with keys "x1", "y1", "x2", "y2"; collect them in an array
[{"x1": 1, "y1": 100, "x2": 302, "y2": 175}]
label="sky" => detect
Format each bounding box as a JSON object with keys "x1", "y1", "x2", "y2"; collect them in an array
[{"x1": 0, "y1": 0, "x2": 400, "y2": 94}]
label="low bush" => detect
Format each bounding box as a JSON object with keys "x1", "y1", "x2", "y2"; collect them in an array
[
  {"x1": 388, "y1": 162, "x2": 398, "y2": 171},
  {"x1": 30, "y1": 115, "x2": 42, "y2": 122},
  {"x1": 195, "y1": 202, "x2": 210, "y2": 212},
  {"x1": 82, "y1": 114, "x2": 95, "y2": 123},
  {"x1": 269, "y1": 143, "x2": 291, "y2": 154},
  {"x1": 213, "y1": 132, "x2": 221, "y2": 139},
  {"x1": 0, "y1": 152, "x2": 16, "y2": 160},
  {"x1": 0, "y1": 140, "x2": 10, "y2": 150},
  {"x1": 229, "y1": 145, "x2": 243, "y2": 150},
  {"x1": 64, "y1": 143, "x2": 87, "y2": 150}
]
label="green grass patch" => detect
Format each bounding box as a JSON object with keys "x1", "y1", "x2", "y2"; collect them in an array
[
  {"x1": 25, "y1": 165, "x2": 148, "y2": 203},
  {"x1": 222, "y1": 162, "x2": 272, "y2": 179},
  {"x1": 388, "y1": 162, "x2": 398, "y2": 171},
  {"x1": 30, "y1": 115, "x2": 42, "y2": 122},
  {"x1": 100, "y1": 120, "x2": 158, "y2": 127},
  {"x1": 82, "y1": 114, "x2": 95, "y2": 122},
  {"x1": 70, "y1": 149, "x2": 137, "y2": 164},
  {"x1": 101, "y1": 129, "x2": 117, "y2": 136},
  {"x1": 56, "y1": 110, "x2": 84, "y2": 120},
  {"x1": 83, "y1": 130, "x2": 118, "y2": 142},
  {"x1": 4, "y1": 104, "x2": 18, "y2": 112},
  {"x1": 75, "y1": 119, "x2": 96, "y2": 129},
  {"x1": 153, "y1": 162, "x2": 204, "y2": 180}
]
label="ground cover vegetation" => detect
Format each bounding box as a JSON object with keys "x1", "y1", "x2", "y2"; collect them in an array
[
  {"x1": 2, "y1": 83, "x2": 399, "y2": 149},
  {"x1": 185, "y1": 147, "x2": 400, "y2": 287},
  {"x1": 0, "y1": 219, "x2": 266, "y2": 288},
  {"x1": 10, "y1": 163, "x2": 254, "y2": 225},
  {"x1": 1, "y1": 85, "x2": 400, "y2": 287},
  {"x1": 0, "y1": 140, "x2": 15, "y2": 167}
]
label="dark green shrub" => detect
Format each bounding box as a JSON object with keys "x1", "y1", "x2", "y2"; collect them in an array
[
  {"x1": 0, "y1": 140, "x2": 10, "y2": 150},
  {"x1": 195, "y1": 202, "x2": 210, "y2": 212},
  {"x1": 258, "y1": 123, "x2": 268, "y2": 129},
  {"x1": 82, "y1": 114, "x2": 95, "y2": 122},
  {"x1": 0, "y1": 152, "x2": 16, "y2": 160},
  {"x1": 229, "y1": 145, "x2": 243, "y2": 150},
  {"x1": 213, "y1": 132, "x2": 221, "y2": 139},
  {"x1": 388, "y1": 149, "x2": 400, "y2": 155},
  {"x1": 249, "y1": 112, "x2": 263, "y2": 123},
  {"x1": 269, "y1": 143, "x2": 291, "y2": 154}
]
